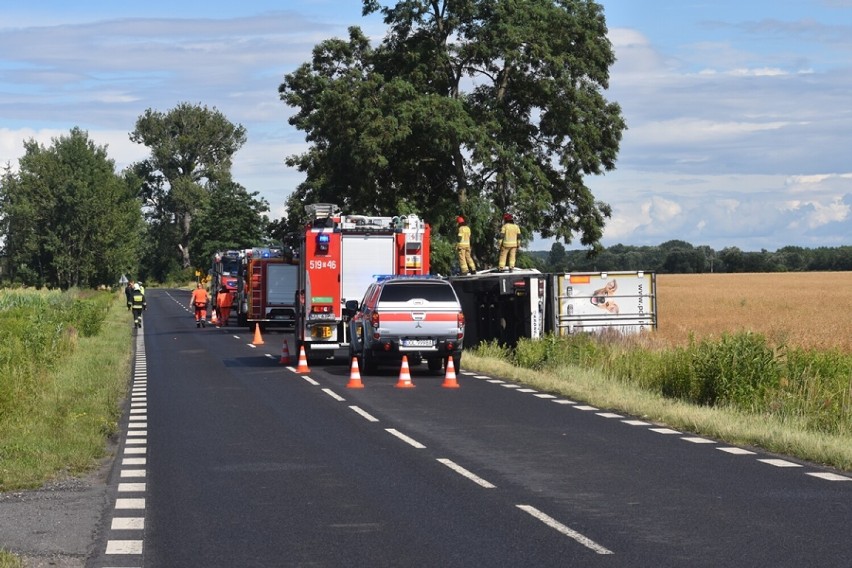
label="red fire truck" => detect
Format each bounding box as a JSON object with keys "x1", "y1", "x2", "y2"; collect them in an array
[
  {"x1": 295, "y1": 203, "x2": 431, "y2": 361},
  {"x1": 241, "y1": 247, "x2": 300, "y2": 330}
]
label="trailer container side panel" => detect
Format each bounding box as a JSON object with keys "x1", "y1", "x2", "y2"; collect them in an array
[{"x1": 553, "y1": 271, "x2": 657, "y2": 335}]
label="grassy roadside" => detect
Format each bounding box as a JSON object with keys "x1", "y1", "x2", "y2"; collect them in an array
[
  {"x1": 0, "y1": 292, "x2": 132, "y2": 490},
  {"x1": 462, "y1": 351, "x2": 852, "y2": 472}
]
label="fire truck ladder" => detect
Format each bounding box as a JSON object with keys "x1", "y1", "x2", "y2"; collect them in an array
[{"x1": 249, "y1": 262, "x2": 263, "y2": 321}]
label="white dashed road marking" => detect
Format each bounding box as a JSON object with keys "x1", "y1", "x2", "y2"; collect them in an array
[
  {"x1": 437, "y1": 458, "x2": 496, "y2": 489},
  {"x1": 385, "y1": 428, "x2": 426, "y2": 449},
  {"x1": 516, "y1": 505, "x2": 613, "y2": 555}
]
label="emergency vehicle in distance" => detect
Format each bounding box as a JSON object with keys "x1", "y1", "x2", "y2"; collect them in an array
[
  {"x1": 295, "y1": 203, "x2": 431, "y2": 362},
  {"x1": 210, "y1": 247, "x2": 299, "y2": 330}
]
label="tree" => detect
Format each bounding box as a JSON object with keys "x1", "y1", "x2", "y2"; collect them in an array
[
  {"x1": 280, "y1": 0, "x2": 625, "y2": 263},
  {"x1": 129, "y1": 102, "x2": 247, "y2": 271},
  {"x1": 0, "y1": 128, "x2": 143, "y2": 289},
  {"x1": 189, "y1": 181, "x2": 270, "y2": 268},
  {"x1": 546, "y1": 242, "x2": 569, "y2": 272}
]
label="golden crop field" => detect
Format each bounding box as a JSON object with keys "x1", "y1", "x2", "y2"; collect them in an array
[{"x1": 653, "y1": 272, "x2": 852, "y2": 353}]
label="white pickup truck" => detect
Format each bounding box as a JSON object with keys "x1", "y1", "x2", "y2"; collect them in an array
[{"x1": 345, "y1": 276, "x2": 465, "y2": 374}]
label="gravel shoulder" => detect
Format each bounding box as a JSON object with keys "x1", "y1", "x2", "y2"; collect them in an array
[{"x1": 0, "y1": 444, "x2": 116, "y2": 568}]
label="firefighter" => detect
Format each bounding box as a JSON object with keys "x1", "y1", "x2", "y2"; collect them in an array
[
  {"x1": 125, "y1": 279, "x2": 135, "y2": 310},
  {"x1": 498, "y1": 213, "x2": 521, "y2": 272},
  {"x1": 456, "y1": 216, "x2": 476, "y2": 275},
  {"x1": 130, "y1": 283, "x2": 146, "y2": 328},
  {"x1": 190, "y1": 282, "x2": 210, "y2": 327},
  {"x1": 215, "y1": 285, "x2": 232, "y2": 327}
]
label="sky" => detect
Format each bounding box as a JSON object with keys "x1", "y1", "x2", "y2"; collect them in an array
[{"x1": 1, "y1": 1, "x2": 851, "y2": 253}]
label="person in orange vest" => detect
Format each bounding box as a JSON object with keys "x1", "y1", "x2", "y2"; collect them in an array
[
  {"x1": 456, "y1": 216, "x2": 476, "y2": 275},
  {"x1": 190, "y1": 282, "x2": 210, "y2": 327},
  {"x1": 498, "y1": 213, "x2": 521, "y2": 272},
  {"x1": 215, "y1": 285, "x2": 233, "y2": 327}
]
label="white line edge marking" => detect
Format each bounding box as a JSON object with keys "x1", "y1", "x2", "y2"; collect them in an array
[
  {"x1": 385, "y1": 428, "x2": 426, "y2": 449},
  {"x1": 349, "y1": 405, "x2": 380, "y2": 422},
  {"x1": 322, "y1": 388, "x2": 345, "y2": 402},
  {"x1": 758, "y1": 459, "x2": 802, "y2": 468},
  {"x1": 302, "y1": 376, "x2": 320, "y2": 386},
  {"x1": 806, "y1": 472, "x2": 851, "y2": 481},
  {"x1": 437, "y1": 458, "x2": 496, "y2": 488},
  {"x1": 516, "y1": 505, "x2": 613, "y2": 555}
]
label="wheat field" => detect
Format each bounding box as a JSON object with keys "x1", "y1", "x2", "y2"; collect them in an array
[{"x1": 653, "y1": 272, "x2": 852, "y2": 353}]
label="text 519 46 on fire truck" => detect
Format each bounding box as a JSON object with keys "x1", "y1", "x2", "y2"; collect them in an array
[{"x1": 295, "y1": 203, "x2": 431, "y2": 362}]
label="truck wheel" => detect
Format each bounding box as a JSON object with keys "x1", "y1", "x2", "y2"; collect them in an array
[
  {"x1": 449, "y1": 353, "x2": 462, "y2": 371},
  {"x1": 427, "y1": 357, "x2": 443, "y2": 373}
]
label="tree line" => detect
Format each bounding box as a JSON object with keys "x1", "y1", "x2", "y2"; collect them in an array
[{"x1": 533, "y1": 240, "x2": 852, "y2": 274}]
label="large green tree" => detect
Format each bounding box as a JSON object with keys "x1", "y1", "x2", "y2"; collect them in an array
[
  {"x1": 0, "y1": 128, "x2": 143, "y2": 289},
  {"x1": 280, "y1": 0, "x2": 625, "y2": 265},
  {"x1": 129, "y1": 103, "x2": 247, "y2": 273}
]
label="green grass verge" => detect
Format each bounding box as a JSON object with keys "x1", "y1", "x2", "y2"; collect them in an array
[
  {"x1": 0, "y1": 293, "x2": 131, "y2": 491},
  {"x1": 463, "y1": 350, "x2": 852, "y2": 472}
]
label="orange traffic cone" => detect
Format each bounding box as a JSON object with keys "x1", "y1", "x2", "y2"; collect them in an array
[
  {"x1": 279, "y1": 339, "x2": 291, "y2": 365},
  {"x1": 395, "y1": 355, "x2": 415, "y2": 388},
  {"x1": 442, "y1": 356, "x2": 460, "y2": 389},
  {"x1": 252, "y1": 323, "x2": 264, "y2": 345},
  {"x1": 211, "y1": 309, "x2": 219, "y2": 325},
  {"x1": 295, "y1": 345, "x2": 311, "y2": 373},
  {"x1": 346, "y1": 357, "x2": 364, "y2": 389}
]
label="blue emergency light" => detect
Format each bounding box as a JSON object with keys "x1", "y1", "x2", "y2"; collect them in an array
[{"x1": 316, "y1": 233, "x2": 331, "y2": 254}]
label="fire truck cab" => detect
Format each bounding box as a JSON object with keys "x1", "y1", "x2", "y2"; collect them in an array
[{"x1": 296, "y1": 203, "x2": 431, "y2": 361}]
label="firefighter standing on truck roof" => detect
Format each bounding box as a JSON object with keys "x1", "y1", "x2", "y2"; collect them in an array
[
  {"x1": 456, "y1": 216, "x2": 476, "y2": 275},
  {"x1": 498, "y1": 213, "x2": 521, "y2": 272},
  {"x1": 190, "y1": 282, "x2": 209, "y2": 328}
]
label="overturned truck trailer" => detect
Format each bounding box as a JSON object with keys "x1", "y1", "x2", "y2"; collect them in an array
[{"x1": 450, "y1": 270, "x2": 657, "y2": 348}]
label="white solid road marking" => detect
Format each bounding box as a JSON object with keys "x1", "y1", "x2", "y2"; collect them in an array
[
  {"x1": 437, "y1": 458, "x2": 496, "y2": 488},
  {"x1": 385, "y1": 428, "x2": 426, "y2": 449},
  {"x1": 349, "y1": 405, "x2": 380, "y2": 422},
  {"x1": 516, "y1": 505, "x2": 613, "y2": 555}
]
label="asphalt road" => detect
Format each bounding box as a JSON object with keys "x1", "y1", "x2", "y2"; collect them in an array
[{"x1": 34, "y1": 288, "x2": 852, "y2": 567}]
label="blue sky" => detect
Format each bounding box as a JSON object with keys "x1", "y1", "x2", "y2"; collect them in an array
[{"x1": 1, "y1": 1, "x2": 850, "y2": 252}]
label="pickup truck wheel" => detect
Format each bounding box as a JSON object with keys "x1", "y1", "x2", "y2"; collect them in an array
[{"x1": 427, "y1": 357, "x2": 443, "y2": 372}]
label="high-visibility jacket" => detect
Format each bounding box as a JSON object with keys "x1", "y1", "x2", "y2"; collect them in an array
[
  {"x1": 131, "y1": 291, "x2": 146, "y2": 310},
  {"x1": 500, "y1": 222, "x2": 521, "y2": 247},
  {"x1": 191, "y1": 288, "x2": 209, "y2": 307},
  {"x1": 457, "y1": 225, "x2": 472, "y2": 248}
]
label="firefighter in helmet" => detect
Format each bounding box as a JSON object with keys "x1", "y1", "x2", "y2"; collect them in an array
[
  {"x1": 456, "y1": 216, "x2": 476, "y2": 275},
  {"x1": 498, "y1": 213, "x2": 521, "y2": 272},
  {"x1": 130, "y1": 283, "x2": 146, "y2": 328}
]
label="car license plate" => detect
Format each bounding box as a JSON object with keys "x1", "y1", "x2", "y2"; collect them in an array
[{"x1": 402, "y1": 339, "x2": 434, "y2": 347}]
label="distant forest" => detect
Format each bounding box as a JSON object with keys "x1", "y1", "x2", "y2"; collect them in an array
[{"x1": 529, "y1": 240, "x2": 852, "y2": 273}]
